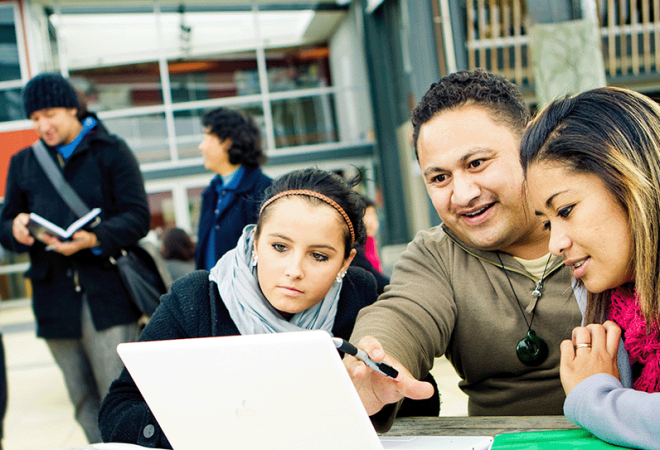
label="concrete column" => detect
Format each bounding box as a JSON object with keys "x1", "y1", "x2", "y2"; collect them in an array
[{"x1": 527, "y1": 0, "x2": 606, "y2": 107}]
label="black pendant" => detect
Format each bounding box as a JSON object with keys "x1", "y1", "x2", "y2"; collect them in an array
[{"x1": 516, "y1": 330, "x2": 549, "y2": 366}]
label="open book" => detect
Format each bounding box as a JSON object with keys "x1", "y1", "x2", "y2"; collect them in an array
[{"x1": 27, "y1": 208, "x2": 101, "y2": 242}]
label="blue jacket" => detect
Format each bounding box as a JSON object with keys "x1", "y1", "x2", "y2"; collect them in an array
[{"x1": 195, "y1": 167, "x2": 271, "y2": 269}]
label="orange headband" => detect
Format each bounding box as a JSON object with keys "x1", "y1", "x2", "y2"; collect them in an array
[{"x1": 259, "y1": 189, "x2": 356, "y2": 246}]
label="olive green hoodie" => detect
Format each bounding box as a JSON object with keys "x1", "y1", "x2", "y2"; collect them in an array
[{"x1": 351, "y1": 224, "x2": 581, "y2": 432}]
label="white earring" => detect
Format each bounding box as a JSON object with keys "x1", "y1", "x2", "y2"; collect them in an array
[
  {"x1": 251, "y1": 250, "x2": 258, "y2": 267},
  {"x1": 336, "y1": 271, "x2": 345, "y2": 283}
]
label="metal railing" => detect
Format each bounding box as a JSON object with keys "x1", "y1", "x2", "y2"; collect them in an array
[
  {"x1": 466, "y1": 0, "x2": 660, "y2": 86},
  {"x1": 466, "y1": 0, "x2": 532, "y2": 85},
  {"x1": 598, "y1": 0, "x2": 660, "y2": 76}
]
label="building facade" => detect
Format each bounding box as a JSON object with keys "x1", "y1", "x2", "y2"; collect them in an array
[{"x1": 2, "y1": 0, "x2": 660, "y2": 302}]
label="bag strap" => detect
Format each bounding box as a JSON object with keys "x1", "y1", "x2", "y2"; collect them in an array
[{"x1": 32, "y1": 139, "x2": 91, "y2": 218}]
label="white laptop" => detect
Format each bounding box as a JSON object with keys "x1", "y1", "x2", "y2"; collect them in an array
[{"x1": 117, "y1": 330, "x2": 493, "y2": 450}]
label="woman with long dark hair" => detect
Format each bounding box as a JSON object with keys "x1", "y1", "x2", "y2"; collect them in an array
[{"x1": 521, "y1": 87, "x2": 660, "y2": 449}]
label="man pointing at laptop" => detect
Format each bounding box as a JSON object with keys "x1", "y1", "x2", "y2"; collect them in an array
[{"x1": 345, "y1": 69, "x2": 582, "y2": 431}]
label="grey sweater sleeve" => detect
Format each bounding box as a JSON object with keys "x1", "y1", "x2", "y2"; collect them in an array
[{"x1": 564, "y1": 373, "x2": 660, "y2": 450}]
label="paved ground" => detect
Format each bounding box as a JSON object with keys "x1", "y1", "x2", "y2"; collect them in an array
[
  {"x1": 0, "y1": 301, "x2": 467, "y2": 450},
  {"x1": 1, "y1": 301, "x2": 87, "y2": 450}
]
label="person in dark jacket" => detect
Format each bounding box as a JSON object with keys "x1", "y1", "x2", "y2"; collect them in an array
[
  {"x1": 0, "y1": 73, "x2": 150, "y2": 443},
  {"x1": 195, "y1": 107, "x2": 272, "y2": 270},
  {"x1": 99, "y1": 168, "x2": 374, "y2": 447}
]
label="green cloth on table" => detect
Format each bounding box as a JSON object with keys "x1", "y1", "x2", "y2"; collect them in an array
[{"x1": 491, "y1": 429, "x2": 630, "y2": 449}]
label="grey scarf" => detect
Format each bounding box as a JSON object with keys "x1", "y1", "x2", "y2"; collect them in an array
[{"x1": 209, "y1": 225, "x2": 342, "y2": 335}]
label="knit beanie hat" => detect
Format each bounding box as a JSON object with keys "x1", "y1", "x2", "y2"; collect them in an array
[{"x1": 22, "y1": 73, "x2": 80, "y2": 118}]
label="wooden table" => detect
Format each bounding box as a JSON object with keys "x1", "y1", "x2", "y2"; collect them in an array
[
  {"x1": 385, "y1": 416, "x2": 579, "y2": 437},
  {"x1": 61, "y1": 417, "x2": 580, "y2": 449}
]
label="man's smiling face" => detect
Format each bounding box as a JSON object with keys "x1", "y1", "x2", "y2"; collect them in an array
[{"x1": 417, "y1": 104, "x2": 540, "y2": 256}]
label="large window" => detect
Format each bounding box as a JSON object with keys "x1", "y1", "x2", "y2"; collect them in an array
[
  {"x1": 168, "y1": 51, "x2": 261, "y2": 102},
  {"x1": 102, "y1": 112, "x2": 170, "y2": 163},
  {"x1": 43, "y1": 4, "x2": 362, "y2": 168},
  {"x1": 0, "y1": 3, "x2": 26, "y2": 121},
  {"x1": 71, "y1": 63, "x2": 164, "y2": 110}
]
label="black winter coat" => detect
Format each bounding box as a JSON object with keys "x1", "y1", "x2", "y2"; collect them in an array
[
  {"x1": 195, "y1": 167, "x2": 271, "y2": 269},
  {"x1": 98, "y1": 267, "x2": 378, "y2": 448},
  {"x1": 0, "y1": 114, "x2": 150, "y2": 338}
]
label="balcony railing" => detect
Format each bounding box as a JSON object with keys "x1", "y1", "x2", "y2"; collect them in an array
[
  {"x1": 466, "y1": 0, "x2": 660, "y2": 86},
  {"x1": 599, "y1": 0, "x2": 660, "y2": 76},
  {"x1": 466, "y1": 0, "x2": 532, "y2": 86}
]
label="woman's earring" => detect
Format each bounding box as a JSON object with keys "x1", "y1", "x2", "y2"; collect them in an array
[
  {"x1": 251, "y1": 250, "x2": 258, "y2": 267},
  {"x1": 336, "y1": 271, "x2": 345, "y2": 283}
]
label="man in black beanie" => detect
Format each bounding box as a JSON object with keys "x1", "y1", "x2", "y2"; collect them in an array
[{"x1": 0, "y1": 73, "x2": 150, "y2": 443}]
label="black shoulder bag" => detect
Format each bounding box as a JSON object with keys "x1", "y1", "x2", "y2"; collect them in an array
[{"x1": 31, "y1": 139, "x2": 171, "y2": 317}]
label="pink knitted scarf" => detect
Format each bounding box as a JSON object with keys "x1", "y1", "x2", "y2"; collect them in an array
[{"x1": 608, "y1": 289, "x2": 660, "y2": 393}]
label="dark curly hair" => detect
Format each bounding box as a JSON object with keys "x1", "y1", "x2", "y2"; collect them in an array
[
  {"x1": 411, "y1": 69, "x2": 530, "y2": 158},
  {"x1": 160, "y1": 227, "x2": 196, "y2": 261},
  {"x1": 256, "y1": 168, "x2": 367, "y2": 258},
  {"x1": 202, "y1": 107, "x2": 266, "y2": 168}
]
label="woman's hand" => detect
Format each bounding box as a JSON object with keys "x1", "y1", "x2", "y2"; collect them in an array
[
  {"x1": 342, "y1": 336, "x2": 435, "y2": 415},
  {"x1": 560, "y1": 321, "x2": 621, "y2": 395}
]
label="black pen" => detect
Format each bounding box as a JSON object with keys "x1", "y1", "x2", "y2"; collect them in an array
[{"x1": 332, "y1": 337, "x2": 399, "y2": 379}]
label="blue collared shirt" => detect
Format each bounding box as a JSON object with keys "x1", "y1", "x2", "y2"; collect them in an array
[{"x1": 203, "y1": 166, "x2": 245, "y2": 270}]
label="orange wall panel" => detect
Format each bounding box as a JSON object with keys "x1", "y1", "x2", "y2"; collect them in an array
[{"x1": 0, "y1": 128, "x2": 38, "y2": 199}]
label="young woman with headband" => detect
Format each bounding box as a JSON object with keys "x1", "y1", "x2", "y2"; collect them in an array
[{"x1": 99, "y1": 168, "x2": 438, "y2": 448}]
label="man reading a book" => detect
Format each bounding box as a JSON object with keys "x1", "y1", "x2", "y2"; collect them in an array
[{"x1": 0, "y1": 73, "x2": 150, "y2": 443}]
